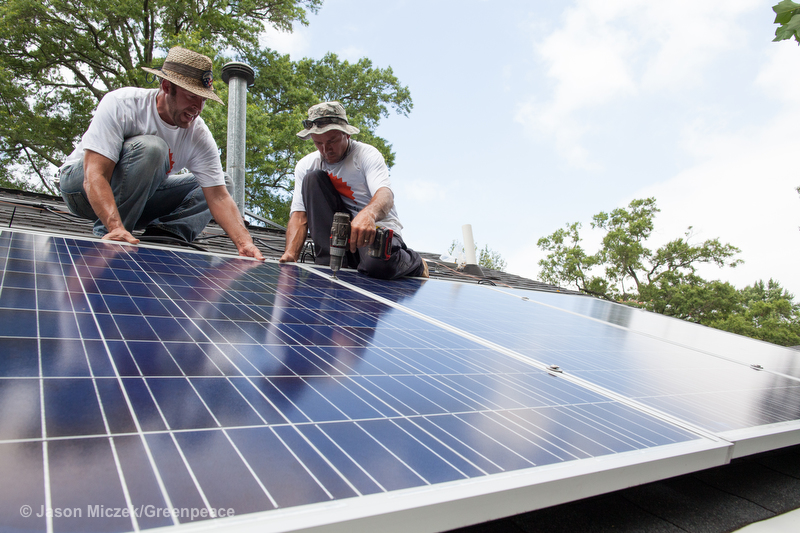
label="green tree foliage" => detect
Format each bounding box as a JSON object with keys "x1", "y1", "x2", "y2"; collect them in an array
[
  {"x1": 0, "y1": 0, "x2": 322, "y2": 193},
  {"x1": 538, "y1": 198, "x2": 742, "y2": 301},
  {"x1": 772, "y1": 0, "x2": 800, "y2": 43},
  {"x1": 537, "y1": 198, "x2": 800, "y2": 346},
  {"x1": 0, "y1": 0, "x2": 413, "y2": 226},
  {"x1": 448, "y1": 240, "x2": 508, "y2": 272},
  {"x1": 707, "y1": 280, "x2": 800, "y2": 346}
]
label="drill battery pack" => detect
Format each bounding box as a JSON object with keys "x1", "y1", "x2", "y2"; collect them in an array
[{"x1": 368, "y1": 227, "x2": 394, "y2": 261}]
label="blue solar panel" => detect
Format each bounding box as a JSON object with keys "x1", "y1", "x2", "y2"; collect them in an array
[
  {"x1": 339, "y1": 273, "x2": 800, "y2": 437},
  {"x1": 0, "y1": 231, "x2": 742, "y2": 532}
]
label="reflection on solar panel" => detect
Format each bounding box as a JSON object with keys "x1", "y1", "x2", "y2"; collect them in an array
[{"x1": 0, "y1": 229, "x2": 795, "y2": 532}]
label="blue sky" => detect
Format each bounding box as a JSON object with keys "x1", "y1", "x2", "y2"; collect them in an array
[{"x1": 263, "y1": 0, "x2": 800, "y2": 297}]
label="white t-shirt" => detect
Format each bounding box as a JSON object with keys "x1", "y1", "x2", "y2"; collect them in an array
[
  {"x1": 61, "y1": 87, "x2": 225, "y2": 188},
  {"x1": 290, "y1": 140, "x2": 403, "y2": 236}
]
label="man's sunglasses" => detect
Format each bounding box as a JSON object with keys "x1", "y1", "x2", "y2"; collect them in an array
[{"x1": 302, "y1": 117, "x2": 348, "y2": 129}]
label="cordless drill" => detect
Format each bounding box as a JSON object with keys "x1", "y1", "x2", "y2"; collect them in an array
[
  {"x1": 329, "y1": 212, "x2": 350, "y2": 278},
  {"x1": 329, "y1": 211, "x2": 394, "y2": 278}
]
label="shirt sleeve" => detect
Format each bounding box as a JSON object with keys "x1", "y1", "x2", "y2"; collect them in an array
[
  {"x1": 289, "y1": 158, "x2": 311, "y2": 214},
  {"x1": 360, "y1": 145, "x2": 392, "y2": 196},
  {"x1": 185, "y1": 123, "x2": 226, "y2": 188},
  {"x1": 80, "y1": 93, "x2": 128, "y2": 163}
]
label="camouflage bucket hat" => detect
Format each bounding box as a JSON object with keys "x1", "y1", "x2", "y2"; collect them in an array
[
  {"x1": 142, "y1": 46, "x2": 224, "y2": 104},
  {"x1": 297, "y1": 101, "x2": 360, "y2": 140}
]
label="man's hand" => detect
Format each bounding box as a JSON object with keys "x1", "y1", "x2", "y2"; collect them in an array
[
  {"x1": 238, "y1": 242, "x2": 265, "y2": 261},
  {"x1": 279, "y1": 251, "x2": 297, "y2": 263},
  {"x1": 348, "y1": 187, "x2": 393, "y2": 253},
  {"x1": 102, "y1": 227, "x2": 140, "y2": 245},
  {"x1": 348, "y1": 210, "x2": 377, "y2": 253}
]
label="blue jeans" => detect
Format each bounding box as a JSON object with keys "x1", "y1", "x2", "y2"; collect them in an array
[{"x1": 59, "y1": 135, "x2": 214, "y2": 242}]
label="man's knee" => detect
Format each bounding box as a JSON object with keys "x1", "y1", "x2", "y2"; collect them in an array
[
  {"x1": 124, "y1": 134, "x2": 168, "y2": 155},
  {"x1": 301, "y1": 169, "x2": 332, "y2": 195},
  {"x1": 121, "y1": 135, "x2": 171, "y2": 175}
]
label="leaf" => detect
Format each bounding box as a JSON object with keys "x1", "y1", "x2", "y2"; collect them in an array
[{"x1": 773, "y1": 0, "x2": 800, "y2": 16}]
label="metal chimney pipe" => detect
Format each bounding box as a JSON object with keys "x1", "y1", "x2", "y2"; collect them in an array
[{"x1": 221, "y1": 61, "x2": 255, "y2": 216}]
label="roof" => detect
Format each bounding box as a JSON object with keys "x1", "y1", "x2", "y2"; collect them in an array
[{"x1": 1, "y1": 186, "x2": 799, "y2": 533}]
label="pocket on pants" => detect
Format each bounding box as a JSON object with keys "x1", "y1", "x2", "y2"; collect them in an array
[{"x1": 63, "y1": 191, "x2": 97, "y2": 220}]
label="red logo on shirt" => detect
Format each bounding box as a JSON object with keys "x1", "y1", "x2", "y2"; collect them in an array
[
  {"x1": 168, "y1": 150, "x2": 175, "y2": 174},
  {"x1": 328, "y1": 172, "x2": 355, "y2": 202}
]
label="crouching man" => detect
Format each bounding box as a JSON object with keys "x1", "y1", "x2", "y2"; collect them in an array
[
  {"x1": 58, "y1": 46, "x2": 263, "y2": 260},
  {"x1": 279, "y1": 101, "x2": 427, "y2": 279}
]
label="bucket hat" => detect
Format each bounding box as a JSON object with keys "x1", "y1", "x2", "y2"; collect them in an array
[
  {"x1": 297, "y1": 101, "x2": 360, "y2": 140},
  {"x1": 142, "y1": 47, "x2": 223, "y2": 104}
]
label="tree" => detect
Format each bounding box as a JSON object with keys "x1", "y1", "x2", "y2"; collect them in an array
[
  {"x1": 448, "y1": 240, "x2": 508, "y2": 272},
  {"x1": 0, "y1": 0, "x2": 413, "y2": 226},
  {"x1": 537, "y1": 198, "x2": 800, "y2": 347},
  {"x1": 0, "y1": 0, "x2": 322, "y2": 193},
  {"x1": 709, "y1": 280, "x2": 800, "y2": 346},
  {"x1": 537, "y1": 198, "x2": 742, "y2": 302}
]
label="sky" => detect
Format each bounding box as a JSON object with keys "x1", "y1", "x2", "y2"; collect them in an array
[{"x1": 262, "y1": 0, "x2": 800, "y2": 297}]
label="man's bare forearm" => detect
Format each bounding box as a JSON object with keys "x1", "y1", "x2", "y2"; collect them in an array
[
  {"x1": 280, "y1": 211, "x2": 308, "y2": 262},
  {"x1": 204, "y1": 185, "x2": 264, "y2": 260},
  {"x1": 83, "y1": 150, "x2": 140, "y2": 243}
]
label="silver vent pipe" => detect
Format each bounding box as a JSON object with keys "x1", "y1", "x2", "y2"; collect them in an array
[{"x1": 221, "y1": 62, "x2": 255, "y2": 216}]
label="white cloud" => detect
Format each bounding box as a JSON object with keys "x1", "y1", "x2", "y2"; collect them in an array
[
  {"x1": 755, "y1": 40, "x2": 800, "y2": 101},
  {"x1": 259, "y1": 25, "x2": 311, "y2": 58},
  {"x1": 517, "y1": 0, "x2": 761, "y2": 165}
]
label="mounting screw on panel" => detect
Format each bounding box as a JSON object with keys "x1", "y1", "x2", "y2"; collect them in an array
[{"x1": 547, "y1": 364, "x2": 563, "y2": 373}]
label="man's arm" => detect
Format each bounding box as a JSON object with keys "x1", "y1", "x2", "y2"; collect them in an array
[
  {"x1": 83, "y1": 150, "x2": 140, "y2": 244},
  {"x1": 280, "y1": 211, "x2": 309, "y2": 263},
  {"x1": 202, "y1": 185, "x2": 265, "y2": 260},
  {"x1": 349, "y1": 186, "x2": 393, "y2": 253}
]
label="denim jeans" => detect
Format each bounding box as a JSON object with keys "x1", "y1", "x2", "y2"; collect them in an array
[{"x1": 59, "y1": 135, "x2": 214, "y2": 242}]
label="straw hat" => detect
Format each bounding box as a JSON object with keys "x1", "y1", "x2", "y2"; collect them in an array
[
  {"x1": 297, "y1": 101, "x2": 360, "y2": 140},
  {"x1": 142, "y1": 47, "x2": 223, "y2": 104}
]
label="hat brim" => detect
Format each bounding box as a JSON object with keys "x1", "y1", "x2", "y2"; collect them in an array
[
  {"x1": 297, "y1": 123, "x2": 360, "y2": 141},
  {"x1": 142, "y1": 66, "x2": 224, "y2": 104}
]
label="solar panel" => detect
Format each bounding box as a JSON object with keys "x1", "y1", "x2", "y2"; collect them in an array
[
  {"x1": 338, "y1": 273, "x2": 800, "y2": 455},
  {"x1": 0, "y1": 229, "x2": 782, "y2": 533},
  {"x1": 509, "y1": 287, "x2": 800, "y2": 379}
]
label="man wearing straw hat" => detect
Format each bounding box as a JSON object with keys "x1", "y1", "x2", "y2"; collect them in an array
[
  {"x1": 58, "y1": 46, "x2": 263, "y2": 259},
  {"x1": 280, "y1": 101, "x2": 427, "y2": 279}
]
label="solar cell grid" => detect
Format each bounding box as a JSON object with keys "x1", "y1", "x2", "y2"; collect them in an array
[
  {"x1": 339, "y1": 272, "x2": 800, "y2": 436},
  {"x1": 507, "y1": 286, "x2": 800, "y2": 380},
  {"x1": 0, "y1": 231, "x2": 726, "y2": 532}
]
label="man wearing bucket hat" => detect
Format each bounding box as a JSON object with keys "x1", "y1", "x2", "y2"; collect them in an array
[
  {"x1": 58, "y1": 46, "x2": 263, "y2": 260},
  {"x1": 279, "y1": 101, "x2": 427, "y2": 279}
]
